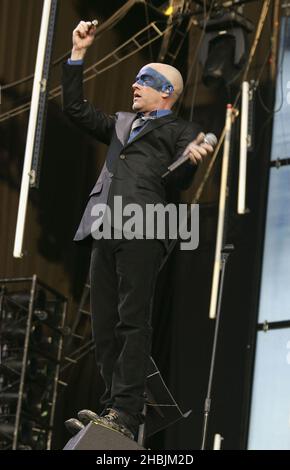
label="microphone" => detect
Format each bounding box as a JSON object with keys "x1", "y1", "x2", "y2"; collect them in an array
[
  {"x1": 88, "y1": 19, "x2": 98, "y2": 31},
  {"x1": 90, "y1": 19, "x2": 99, "y2": 28},
  {"x1": 162, "y1": 133, "x2": 217, "y2": 178}
]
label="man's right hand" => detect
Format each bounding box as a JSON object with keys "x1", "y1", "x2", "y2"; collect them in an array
[{"x1": 71, "y1": 21, "x2": 97, "y2": 60}]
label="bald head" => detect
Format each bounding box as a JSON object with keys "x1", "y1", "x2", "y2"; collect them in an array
[
  {"x1": 132, "y1": 63, "x2": 184, "y2": 113},
  {"x1": 145, "y1": 62, "x2": 184, "y2": 103}
]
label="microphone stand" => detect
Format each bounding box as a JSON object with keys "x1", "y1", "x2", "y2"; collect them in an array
[
  {"x1": 200, "y1": 244, "x2": 234, "y2": 450},
  {"x1": 201, "y1": 104, "x2": 235, "y2": 450},
  {"x1": 159, "y1": 105, "x2": 237, "y2": 449}
]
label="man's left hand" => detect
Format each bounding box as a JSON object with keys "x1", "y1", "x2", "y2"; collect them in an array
[{"x1": 183, "y1": 132, "x2": 214, "y2": 165}]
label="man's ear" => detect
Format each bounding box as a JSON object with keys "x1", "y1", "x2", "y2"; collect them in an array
[{"x1": 161, "y1": 84, "x2": 174, "y2": 95}]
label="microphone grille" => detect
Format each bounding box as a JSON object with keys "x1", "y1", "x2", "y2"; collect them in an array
[{"x1": 204, "y1": 133, "x2": 217, "y2": 147}]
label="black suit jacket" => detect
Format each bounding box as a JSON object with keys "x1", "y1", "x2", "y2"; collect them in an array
[{"x1": 62, "y1": 63, "x2": 201, "y2": 244}]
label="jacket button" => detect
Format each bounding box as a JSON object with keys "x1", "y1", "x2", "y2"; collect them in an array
[{"x1": 120, "y1": 154, "x2": 126, "y2": 160}]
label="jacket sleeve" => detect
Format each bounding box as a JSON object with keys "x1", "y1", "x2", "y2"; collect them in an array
[
  {"x1": 61, "y1": 62, "x2": 116, "y2": 145},
  {"x1": 171, "y1": 121, "x2": 202, "y2": 190}
]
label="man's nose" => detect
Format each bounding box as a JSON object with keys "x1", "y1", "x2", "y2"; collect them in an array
[{"x1": 132, "y1": 82, "x2": 141, "y2": 91}]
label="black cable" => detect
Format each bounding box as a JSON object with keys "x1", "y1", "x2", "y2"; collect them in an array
[
  {"x1": 257, "y1": 17, "x2": 288, "y2": 115},
  {"x1": 189, "y1": 0, "x2": 208, "y2": 121},
  {"x1": 1, "y1": 0, "x2": 138, "y2": 92},
  {"x1": 144, "y1": 0, "x2": 154, "y2": 62},
  {"x1": 176, "y1": 0, "x2": 216, "y2": 116}
]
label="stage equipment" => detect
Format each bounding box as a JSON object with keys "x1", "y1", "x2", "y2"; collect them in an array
[
  {"x1": 0, "y1": 276, "x2": 67, "y2": 450},
  {"x1": 238, "y1": 80, "x2": 255, "y2": 214},
  {"x1": 213, "y1": 433, "x2": 224, "y2": 450},
  {"x1": 13, "y1": 0, "x2": 58, "y2": 258},
  {"x1": 62, "y1": 356, "x2": 191, "y2": 450},
  {"x1": 60, "y1": 280, "x2": 191, "y2": 449},
  {"x1": 157, "y1": 0, "x2": 188, "y2": 63},
  {"x1": 63, "y1": 420, "x2": 144, "y2": 450},
  {"x1": 209, "y1": 105, "x2": 235, "y2": 320},
  {"x1": 199, "y1": 105, "x2": 235, "y2": 449},
  {"x1": 202, "y1": 249, "x2": 235, "y2": 450},
  {"x1": 199, "y1": 10, "x2": 253, "y2": 88},
  {"x1": 30, "y1": 0, "x2": 58, "y2": 189}
]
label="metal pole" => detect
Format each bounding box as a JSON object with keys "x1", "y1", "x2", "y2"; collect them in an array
[
  {"x1": 47, "y1": 299, "x2": 67, "y2": 449},
  {"x1": 201, "y1": 248, "x2": 233, "y2": 450},
  {"x1": 209, "y1": 105, "x2": 233, "y2": 319},
  {"x1": 12, "y1": 275, "x2": 37, "y2": 449},
  {"x1": 13, "y1": 0, "x2": 53, "y2": 258}
]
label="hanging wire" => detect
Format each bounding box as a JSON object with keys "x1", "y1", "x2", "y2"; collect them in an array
[
  {"x1": 0, "y1": 0, "x2": 272, "y2": 134},
  {"x1": 190, "y1": 0, "x2": 273, "y2": 207},
  {"x1": 257, "y1": 15, "x2": 287, "y2": 115},
  {"x1": 0, "y1": 1, "x2": 214, "y2": 122},
  {"x1": 144, "y1": 0, "x2": 154, "y2": 62},
  {"x1": 1, "y1": 0, "x2": 139, "y2": 92},
  {"x1": 188, "y1": 0, "x2": 209, "y2": 121},
  {"x1": 254, "y1": 15, "x2": 288, "y2": 158},
  {"x1": 176, "y1": 0, "x2": 215, "y2": 116},
  {"x1": 0, "y1": 20, "x2": 174, "y2": 122}
]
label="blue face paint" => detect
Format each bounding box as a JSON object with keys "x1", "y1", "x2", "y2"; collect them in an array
[{"x1": 135, "y1": 66, "x2": 174, "y2": 95}]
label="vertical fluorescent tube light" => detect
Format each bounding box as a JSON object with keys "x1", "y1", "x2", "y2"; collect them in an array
[
  {"x1": 238, "y1": 81, "x2": 249, "y2": 214},
  {"x1": 13, "y1": 0, "x2": 52, "y2": 258},
  {"x1": 209, "y1": 105, "x2": 233, "y2": 319}
]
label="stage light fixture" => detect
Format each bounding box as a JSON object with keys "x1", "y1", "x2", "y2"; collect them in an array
[
  {"x1": 164, "y1": 5, "x2": 174, "y2": 16},
  {"x1": 199, "y1": 10, "x2": 253, "y2": 89}
]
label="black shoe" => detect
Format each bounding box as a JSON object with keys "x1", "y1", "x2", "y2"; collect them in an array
[
  {"x1": 77, "y1": 409, "x2": 100, "y2": 425},
  {"x1": 97, "y1": 408, "x2": 138, "y2": 440},
  {"x1": 64, "y1": 418, "x2": 84, "y2": 436}
]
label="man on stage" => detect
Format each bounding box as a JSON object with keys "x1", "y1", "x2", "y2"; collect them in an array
[{"x1": 62, "y1": 20, "x2": 213, "y2": 441}]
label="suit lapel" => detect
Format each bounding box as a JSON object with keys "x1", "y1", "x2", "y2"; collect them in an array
[
  {"x1": 114, "y1": 112, "x2": 177, "y2": 150},
  {"x1": 115, "y1": 112, "x2": 136, "y2": 148},
  {"x1": 124, "y1": 114, "x2": 177, "y2": 148}
]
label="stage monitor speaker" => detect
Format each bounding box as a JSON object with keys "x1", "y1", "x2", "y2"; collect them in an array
[{"x1": 63, "y1": 421, "x2": 145, "y2": 450}]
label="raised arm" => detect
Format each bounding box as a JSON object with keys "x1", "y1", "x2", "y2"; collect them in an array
[{"x1": 62, "y1": 21, "x2": 116, "y2": 145}]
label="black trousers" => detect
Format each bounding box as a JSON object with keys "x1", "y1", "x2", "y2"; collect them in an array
[{"x1": 90, "y1": 236, "x2": 164, "y2": 422}]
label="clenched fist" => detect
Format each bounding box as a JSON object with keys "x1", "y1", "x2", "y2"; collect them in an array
[
  {"x1": 183, "y1": 132, "x2": 214, "y2": 165},
  {"x1": 71, "y1": 21, "x2": 97, "y2": 60}
]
